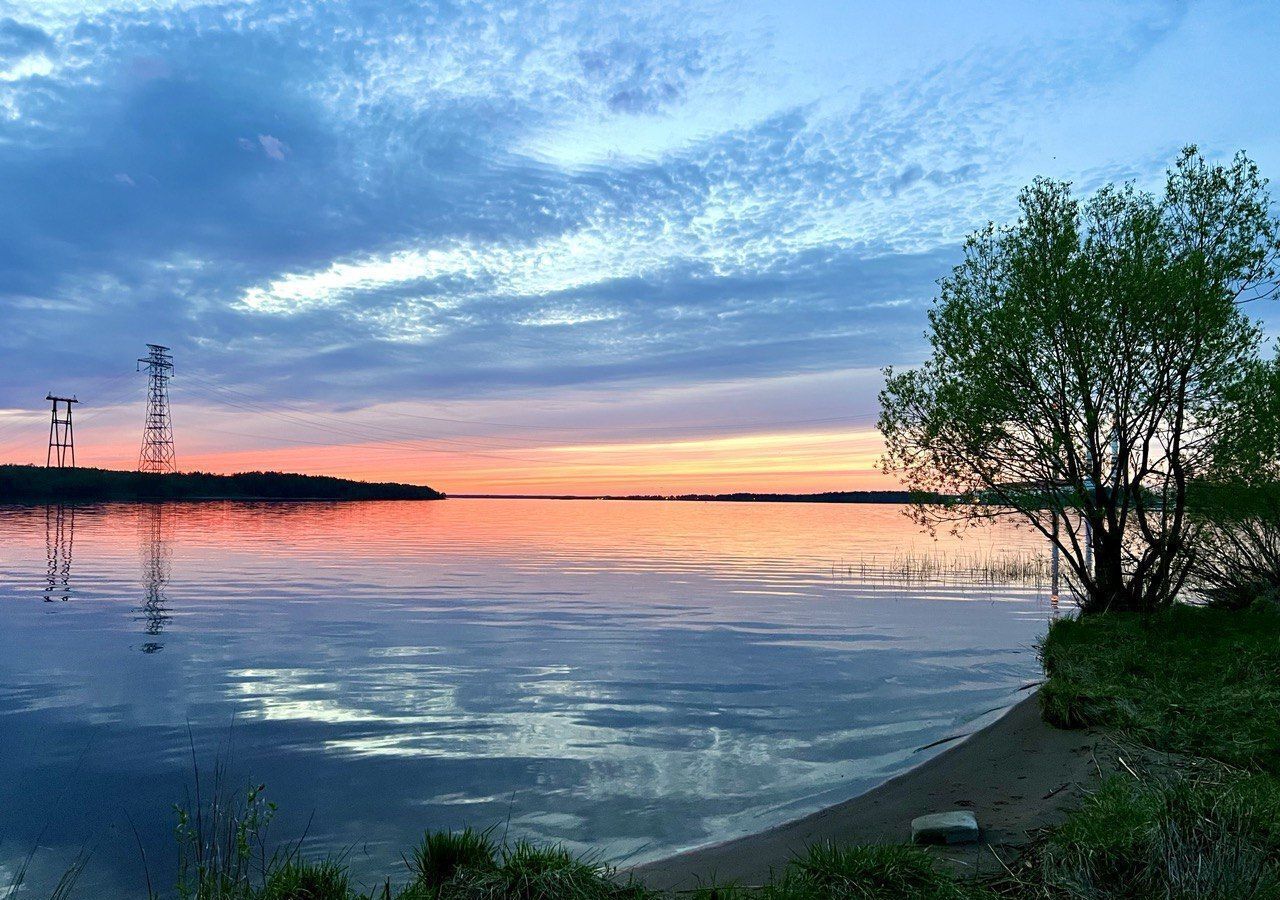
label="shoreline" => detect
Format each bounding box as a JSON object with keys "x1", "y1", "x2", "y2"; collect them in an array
[
  {"x1": 631, "y1": 691, "x2": 1101, "y2": 890},
  {"x1": 0, "y1": 464, "x2": 444, "y2": 503},
  {"x1": 452, "y1": 492, "x2": 915, "y2": 504}
]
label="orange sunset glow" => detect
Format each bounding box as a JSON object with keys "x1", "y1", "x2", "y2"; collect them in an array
[
  {"x1": 2, "y1": 423, "x2": 892, "y2": 495},
  {"x1": 0, "y1": 369, "x2": 895, "y2": 495},
  {"x1": 184, "y1": 427, "x2": 893, "y2": 495}
]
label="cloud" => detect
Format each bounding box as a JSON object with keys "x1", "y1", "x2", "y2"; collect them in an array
[
  {"x1": 258, "y1": 133, "x2": 288, "y2": 160},
  {"x1": 0, "y1": 17, "x2": 51, "y2": 62},
  {"x1": 0, "y1": 0, "x2": 1272, "y2": 428}
]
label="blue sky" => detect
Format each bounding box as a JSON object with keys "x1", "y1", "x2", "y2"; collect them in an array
[{"x1": 0, "y1": 0, "x2": 1277, "y2": 491}]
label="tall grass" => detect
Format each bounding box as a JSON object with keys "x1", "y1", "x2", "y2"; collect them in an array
[
  {"x1": 761, "y1": 843, "x2": 986, "y2": 899},
  {"x1": 831, "y1": 549, "x2": 1051, "y2": 587},
  {"x1": 1013, "y1": 765, "x2": 1280, "y2": 899},
  {"x1": 407, "y1": 827, "x2": 497, "y2": 889}
]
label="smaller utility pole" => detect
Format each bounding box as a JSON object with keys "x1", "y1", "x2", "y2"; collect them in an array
[{"x1": 46, "y1": 394, "x2": 78, "y2": 468}]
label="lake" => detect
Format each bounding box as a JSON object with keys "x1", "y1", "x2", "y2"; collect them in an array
[{"x1": 0, "y1": 499, "x2": 1054, "y2": 896}]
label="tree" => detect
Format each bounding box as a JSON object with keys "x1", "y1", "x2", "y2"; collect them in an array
[
  {"x1": 1188, "y1": 352, "x2": 1280, "y2": 609},
  {"x1": 878, "y1": 147, "x2": 1280, "y2": 613}
]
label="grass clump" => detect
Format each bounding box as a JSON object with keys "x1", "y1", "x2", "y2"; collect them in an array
[
  {"x1": 1035, "y1": 768, "x2": 1280, "y2": 899},
  {"x1": 408, "y1": 828, "x2": 498, "y2": 890},
  {"x1": 1038, "y1": 602, "x2": 1280, "y2": 768},
  {"x1": 436, "y1": 841, "x2": 649, "y2": 900},
  {"x1": 259, "y1": 860, "x2": 351, "y2": 900},
  {"x1": 761, "y1": 844, "x2": 989, "y2": 900}
]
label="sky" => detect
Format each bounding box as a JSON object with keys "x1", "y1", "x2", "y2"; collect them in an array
[{"x1": 0, "y1": 0, "x2": 1278, "y2": 494}]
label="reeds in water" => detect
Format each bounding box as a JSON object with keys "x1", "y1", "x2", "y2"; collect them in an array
[{"x1": 831, "y1": 548, "x2": 1051, "y2": 586}]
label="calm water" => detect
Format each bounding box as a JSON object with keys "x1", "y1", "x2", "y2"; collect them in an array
[{"x1": 0, "y1": 499, "x2": 1053, "y2": 895}]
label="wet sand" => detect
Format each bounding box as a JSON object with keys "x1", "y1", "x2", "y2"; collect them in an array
[{"x1": 632, "y1": 692, "x2": 1101, "y2": 890}]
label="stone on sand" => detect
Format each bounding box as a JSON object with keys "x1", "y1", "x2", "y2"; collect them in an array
[{"x1": 910, "y1": 811, "x2": 980, "y2": 845}]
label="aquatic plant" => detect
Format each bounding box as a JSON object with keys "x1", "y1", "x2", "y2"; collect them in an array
[{"x1": 831, "y1": 548, "x2": 1051, "y2": 587}]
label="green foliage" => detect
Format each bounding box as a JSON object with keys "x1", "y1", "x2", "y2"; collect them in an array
[
  {"x1": 1039, "y1": 604, "x2": 1280, "y2": 769},
  {"x1": 878, "y1": 146, "x2": 1280, "y2": 613},
  {"x1": 260, "y1": 861, "x2": 352, "y2": 900},
  {"x1": 408, "y1": 828, "x2": 498, "y2": 889},
  {"x1": 1187, "y1": 354, "x2": 1280, "y2": 609},
  {"x1": 432, "y1": 841, "x2": 647, "y2": 900},
  {"x1": 175, "y1": 779, "x2": 280, "y2": 900},
  {"x1": 1211, "y1": 354, "x2": 1280, "y2": 484},
  {"x1": 0, "y1": 464, "x2": 443, "y2": 502},
  {"x1": 1037, "y1": 770, "x2": 1280, "y2": 899},
  {"x1": 761, "y1": 844, "x2": 988, "y2": 899}
]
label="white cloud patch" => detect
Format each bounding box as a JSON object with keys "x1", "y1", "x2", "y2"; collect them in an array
[{"x1": 258, "y1": 133, "x2": 288, "y2": 160}]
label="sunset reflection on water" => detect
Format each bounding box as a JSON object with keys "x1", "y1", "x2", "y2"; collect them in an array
[{"x1": 0, "y1": 499, "x2": 1053, "y2": 897}]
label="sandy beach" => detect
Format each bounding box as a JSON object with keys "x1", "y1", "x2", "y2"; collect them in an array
[{"x1": 632, "y1": 692, "x2": 1102, "y2": 890}]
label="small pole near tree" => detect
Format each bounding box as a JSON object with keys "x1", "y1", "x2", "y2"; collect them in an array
[{"x1": 1050, "y1": 516, "x2": 1060, "y2": 604}]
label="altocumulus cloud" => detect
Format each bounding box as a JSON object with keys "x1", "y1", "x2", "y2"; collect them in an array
[{"x1": 0, "y1": 0, "x2": 1276, "y2": 411}]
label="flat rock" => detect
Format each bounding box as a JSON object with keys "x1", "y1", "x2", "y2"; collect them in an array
[{"x1": 910, "y1": 811, "x2": 980, "y2": 845}]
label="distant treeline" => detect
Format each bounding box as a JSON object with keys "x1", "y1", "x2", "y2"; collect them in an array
[
  {"x1": 612, "y1": 491, "x2": 918, "y2": 504},
  {"x1": 455, "y1": 491, "x2": 929, "y2": 503},
  {"x1": 0, "y1": 465, "x2": 444, "y2": 502}
]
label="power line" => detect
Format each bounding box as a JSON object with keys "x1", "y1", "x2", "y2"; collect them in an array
[
  {"x1": 45, "y1": 394, "x2": 78, "y2": 468},
  {"x1": 137, "y1": 344, "x2": 176, "y2": 473}
]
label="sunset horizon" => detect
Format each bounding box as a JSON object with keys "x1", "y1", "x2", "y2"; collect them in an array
[
  {"x1": 4, "y1": 2, "x2": 1280, "y2": 897},
  {"x1": 4, "y1": 2, "x2": 1277, "y2": 496},
  {"x1": 1, "y1": 364, "x2": 893, "y2": 494}
]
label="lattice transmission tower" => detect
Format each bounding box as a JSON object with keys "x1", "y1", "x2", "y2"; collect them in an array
[
  {"x1": 46, "y1": 393, "x2": 78, "y2": 468},
  {"x1": 137, "y1": 344, "x2": 176, "y2": 473}
]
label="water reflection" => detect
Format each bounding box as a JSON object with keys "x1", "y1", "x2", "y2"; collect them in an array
[
  {"x1": 42, "y1": 504, "x2": 74, "y2": 602},
  {"x1": 137, "y1": 503, "x2": 172, "y2": 653},
  {"x1": 0, "y1": 499, "x2": 1056, "y2": 897}
]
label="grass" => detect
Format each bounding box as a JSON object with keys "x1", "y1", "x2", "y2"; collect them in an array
[
  {"x1": 167, "y1": 824, "x2": 650, "y2": 900},
  {"x1": 259, "y1": 860, "x2": 351, "y2": 900},
  {"x1": 1007, "y1": 600, "x2": 1280, "y2": 899},
  {"x1": 1038, "y1": 601, "x2": 1280, "y2": 768},
  {"x1": 407, "y1": 828, "x2": 498, "y2": 890},
  {"x1": 832, "y1": 549, "x2": 1051, "y2": 586},
  {"x1": 758, "y1": 844, "x2": 988, "y2": 899},
  {"x1": 1031, "y1": 768, "x2": 1280, "y2": 899}
]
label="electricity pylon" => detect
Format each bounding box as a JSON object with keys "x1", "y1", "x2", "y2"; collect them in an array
[
  {"x1": 137, "y1": 344, "x2": 176, "y2": 473},
  {"x1": 46, "y1": 394, "x2": 78, "y2": 467}
]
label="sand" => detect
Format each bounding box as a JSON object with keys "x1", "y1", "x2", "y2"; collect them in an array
[{"x1": 631, "y1": 692, "x2": 1103, "y2": 890}]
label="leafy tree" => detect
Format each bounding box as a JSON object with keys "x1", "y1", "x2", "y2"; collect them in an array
[
  {"x1": 1189, "y1": 352, "x2": 1280, "y2": 608},
  {"x1": 878, "y1": 147, "x2": 1280, "y2": 613}
]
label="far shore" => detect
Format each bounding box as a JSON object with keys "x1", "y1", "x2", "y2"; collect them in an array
[
  {"x1": 453, "y1": 490, "x2": 917, "y2": 504},
  {"x1": 0, "y1": 464, "x2": 445, "y2": 503}
]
